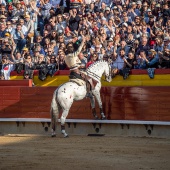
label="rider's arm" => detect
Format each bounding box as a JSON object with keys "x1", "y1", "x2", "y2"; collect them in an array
[{"x1": 73, "y1": 36, "x2": 86, "y2": 57}]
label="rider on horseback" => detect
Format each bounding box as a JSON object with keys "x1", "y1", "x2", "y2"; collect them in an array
[{"x1": 64, "y1": 35, "x2": 97, "y2": 94}]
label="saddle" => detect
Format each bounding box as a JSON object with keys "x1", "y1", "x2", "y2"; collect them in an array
[{"x1": 69, "y1": 78, "x2": 86, "y2": 86}]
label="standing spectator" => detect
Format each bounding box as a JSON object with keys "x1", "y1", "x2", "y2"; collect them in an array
[
  {"x1": 5, "y1": 21, "x2": 14, "y2": 34},
  {"x1": 69, "y1": 8, "x2": 80, "y2": 31},
  {"x1": 24, "y1": 14, "x2": 34, "y2": 47},
  {"x1": 0, "y1": 54, "x2": 15, "y2": 80},
  {"x1": 12, "y1": 1, "x2": 25, "y2": 19},
  {"x1": 136, "y1": 36, "x2": 150, "y2": 56},
  {"x1": 86, "y1": 53, "x2": 98, "y2": 68},
  {"x1": 23, "y1": 54, "x2": 35, "y2": 83}
]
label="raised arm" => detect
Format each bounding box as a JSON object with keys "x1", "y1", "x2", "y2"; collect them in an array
[{"x1": 73, "y1": 35, "x2": 86, "y2": 57}]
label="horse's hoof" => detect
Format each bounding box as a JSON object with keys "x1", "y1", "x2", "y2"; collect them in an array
[
  {"x1": 94, "y1": 116, "x2": 99, "y2": 120},
  {"x1": 64, "y1": 134, "x2": 69, "y2": 138},
  {"x1": 101, "y1": 117, "x2": 107, "y2": 120},
  {"x1": 51, "y1": 134, "x2": 56, "y2": 137}
]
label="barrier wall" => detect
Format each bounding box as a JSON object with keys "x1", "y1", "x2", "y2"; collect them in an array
[
  {"x1": 10, "y1": 69, "x2": 170, "y2": 86},
  {"x1": 0, "y1": 86, "x2": 170, "y2": 121}
]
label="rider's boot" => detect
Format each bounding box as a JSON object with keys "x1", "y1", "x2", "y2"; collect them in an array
[{"x1": 86, "y1": 82, "x2": 93, "y2": 98}]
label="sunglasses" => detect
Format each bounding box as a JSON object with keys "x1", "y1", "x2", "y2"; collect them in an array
[
  {"x1": 27, "y1": 58, "x2": 31, "y2": 59},
  {"x1": 48, "y1": 51, "x2": 52, "y2": 52}
]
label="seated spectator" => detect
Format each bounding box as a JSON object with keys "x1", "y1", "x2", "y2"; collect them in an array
[
  {"x1": 58, "y1": 52, "x2": 67, "y2": 70},
  {"x1": 11, "y1": 23, "x2": 26, "y2": 52},
  {"x1": 86, "y1": 53, "x2": 98, "y2": 68}
]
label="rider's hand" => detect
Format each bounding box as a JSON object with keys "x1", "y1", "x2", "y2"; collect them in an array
[{"x1": 82, "y1": 35, "x2": 86, "y2": 42}]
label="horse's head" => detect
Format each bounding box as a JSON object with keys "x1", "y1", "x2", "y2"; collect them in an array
[{"x1": 104, "y1": 61, "x2": 112, "y2": 82}]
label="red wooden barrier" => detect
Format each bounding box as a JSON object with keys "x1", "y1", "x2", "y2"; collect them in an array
[
  {"x1": 0, "y1": 80, "x2": 32, "y2": 87},
  {"x1": 0, "y1": 87, "x2": 170, "y2": 121},
  {"x1": 9, "y1": 69, "x2": 170, "y2": 76}
]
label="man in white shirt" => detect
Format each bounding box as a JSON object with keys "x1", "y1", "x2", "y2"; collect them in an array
[{"x1": 19, "y1": 19, "x2": 28, "y2": 36}]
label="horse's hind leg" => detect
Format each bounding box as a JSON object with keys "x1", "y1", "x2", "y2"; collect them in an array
[
  {"x1": 89, "y1": 95, "x2": 99, "y2": 119},
  {"x1": 93, "y1": 91, "x2": 106, "y2": 120},
  {"x1": 51, "y1": 108, "x2": 56, "y2": 137},
  {"x1": 51, "y1": 107, "x2": 60, "y2": 137},
  {"x1": 60, "y1": 109, "x2": 69, "y2": 137}
]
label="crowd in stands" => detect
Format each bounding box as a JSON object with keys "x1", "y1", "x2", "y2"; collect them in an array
[{"x1": 0, "y1": 0, "x2": 170, "y2": 81}]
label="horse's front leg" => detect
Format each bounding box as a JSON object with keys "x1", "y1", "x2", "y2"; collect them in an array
[
  {"x1": 89, "y1": 95, "x2": 99, "y2": 119},
  {"x1": 60, "y1": 109, "x2": 69, "y2": 137},
  {"x1": 93, "y1": 90, "x2": 106, "y2": 120}
]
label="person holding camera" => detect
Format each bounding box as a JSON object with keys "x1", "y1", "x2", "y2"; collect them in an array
[
  {"x1": 0, "y1": 54, "x2": 15, "y2": 80},
  {"x1": 35, "y1": 54, "x2": 48, "y2": 81},
  {"x1": 23, "y1": 54, "x2": 35, "y2": 83},
  {"x1": 0, "y1": 38, "x2": 15, "y2": 62},
  {"x1": 47, "y1": 55, "x2": 58, "y2": 77}
]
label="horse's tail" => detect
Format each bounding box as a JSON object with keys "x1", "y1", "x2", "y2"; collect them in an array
[{"x1": 50, "y1": 89, "x2": 61, "y2": 132}]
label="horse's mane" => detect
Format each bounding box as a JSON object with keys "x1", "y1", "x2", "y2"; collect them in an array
[{"x1": 86, "y1": 60, "x2": 107, "y2": 72}]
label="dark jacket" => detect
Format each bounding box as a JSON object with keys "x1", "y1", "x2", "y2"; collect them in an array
[{"x1": 69, "y1": 15, "x2": 80, "y2": 31}]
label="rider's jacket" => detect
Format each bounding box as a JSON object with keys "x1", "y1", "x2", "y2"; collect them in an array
[{"x1": 64, "y1": 40, "x2": 84, "y2": 71}]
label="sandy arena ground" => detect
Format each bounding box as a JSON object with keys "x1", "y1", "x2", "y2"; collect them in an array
[{"x1": 0, "y1": 135, "x2": 170, "y2": 170}]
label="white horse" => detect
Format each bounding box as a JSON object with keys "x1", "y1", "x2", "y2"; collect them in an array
[{"x1": 50, "y1": 60, "x2": 112, "y2": 137}]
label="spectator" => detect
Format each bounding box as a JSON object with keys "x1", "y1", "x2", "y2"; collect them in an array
[
  {"x1": 0, "y1": 0, "x2": 170, "y2": 83},
  {"x1": 0, "y1": 54, "x2": 15, "y2": 80},
  {"x1": 23, "y1": 54, "x2": 35, "y2": 82},
  {"x1": 0, "y1": 22, "x2": 6, "y2": 38},
  {"x1": 24, "y1": 14, "x2": 35, "y2": 47},
  {"x1": 11, "y1": 23, "x2": 26, "y2": 52},
  {"x1": 86, "y1": 53, "x2": 98, "y2": 68}
]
